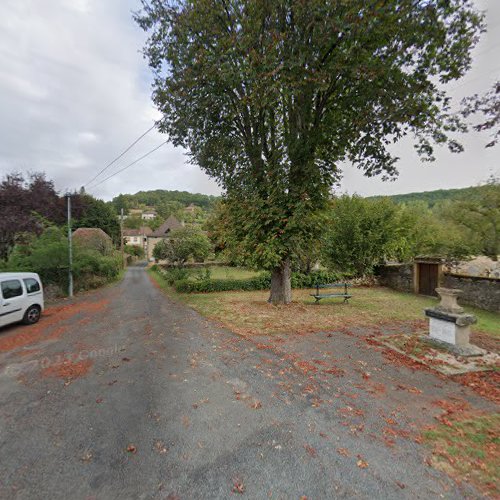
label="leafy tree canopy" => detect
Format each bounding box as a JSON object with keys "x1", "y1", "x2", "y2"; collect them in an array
[
  {"x1": 441, "y1": 177, "x2": 500, "y2": 260},
  {"x1": 153, "y1": 226, "x2": 212, "y2": 266},
  {"x1": 73, "y1": 194, "x2": 120, "y2": 244},
  {"x1": 136, "y1": 0, "x2": 483, "y2": 302},
  {"x1": 0, "y1": 172, "x2": 66, "y2": 260},
  {"x1": 462, "y1": 81, "x2": 500, "y2": 148},
  {"x1": 111, "y1": 189, "x2": 217, "y2": 212}
]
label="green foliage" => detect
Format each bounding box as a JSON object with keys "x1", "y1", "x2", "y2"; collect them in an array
[
  {"x1": 136, "y1": 0, "x2": 483, "y2": 301},
  {"x1": 323, "y1": 196, "x2": 402, "y2": 276},
  {"x1": 74, "y1": 194, "x2": 120, "y2": 243},
  {"x1": 124, "y1": 244, "x2": 145, "y2": 258},
  {"x1": 193, "y1": 267, "x2": 212, "y2": 281},
  {"x1": 369, "y1": 185, "x2": 490, "y2": 208},
  {"x1": 156, "y1": 200, "x2": 185, "y2": 220},
  {"x1": 0, "y1": 172, "x2": 65, "y2": 259},
  {"x1": 461, "y1": 80, "x2": 500, "y2": 148},
  {"x1": 206, "y1": 196, "x2": 327, "y2": 271},
  {"x1": 146, "y1": 217, "x2": 164, "y2": 231},
  {"x1": 110, "y1": 190, "x2": 217, "y2": 212},
  {"x1": 1, "y1": 227, "x2": 121, "y2": 294},
  {"x1": 174, "y1": 274, "x2": 271, "y2": 293},
  {"x1": 290, "y1": 270, "x2": 345, "y2": 288},
  {"x1": 395, "y1": 201, "x2": 475, "y2": 261},
  {"x1": 441, "y1": 177, "x2": 500, "y2": 260},
  {"x1": 162, "y1": 267, "x2": 190, "y2": 285},
  {"x1": 323, "y1": 195, "x2": 474, "y2": 275},
  {"x1": 124, "y1": 216, "x2": 144, "y2": 229},
  {"x1": 167, "y1": 269, "x2": 343, "y2": 293},
  {"x1": 153, "y1": 227, "x2": 212, "y2": 265}
]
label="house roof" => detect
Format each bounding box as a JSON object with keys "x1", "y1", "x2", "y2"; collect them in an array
[
  {"x1": 123, "y1": 226, "x2": 153, "y2": 237},
  {"x1": 73, "y1": 228, "x2": 112, "y2": 241},
  {"x1": 150, "y1": 215, "x2": 182, "y2": 237}
]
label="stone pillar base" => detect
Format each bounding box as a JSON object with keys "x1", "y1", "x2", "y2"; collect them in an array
[
  {"x1": 424, "y1": 307, "x2": 479, "y2": 356},
  {"x1": 429, "y1": 317, "x2": 470, "y2": 346}
]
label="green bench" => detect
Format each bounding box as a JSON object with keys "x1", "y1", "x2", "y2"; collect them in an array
[{"x1": 310, "y1": 283, "x2": 352, "y2": 304}]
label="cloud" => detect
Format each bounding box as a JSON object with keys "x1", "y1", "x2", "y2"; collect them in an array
[
  {"x1": 0, "y1": 0, "x2": 497, "y2": 201},
  {"x1": 0, "y1": 0, "x2": 221, "y2": 200}
]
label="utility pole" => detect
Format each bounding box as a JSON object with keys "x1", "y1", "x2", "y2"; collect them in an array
[
  {"x1": 120, "y1": 208, "x2": 124, "y2": 268},
  {"x1": 67, "y1": 194, "x2": 73, "y2": 297}
]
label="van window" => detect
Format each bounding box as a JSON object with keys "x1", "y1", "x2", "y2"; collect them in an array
[
  {"x1": 23, "y1": 278, "x2": 41, "y2": 294},
  {"x1": 1, "y1": 280, "x2": 23, "y2": 299}
]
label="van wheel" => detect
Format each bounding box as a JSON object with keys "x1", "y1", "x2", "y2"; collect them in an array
[{"x1": 23, "y1": 305, "x2": 41, "y2": 325}]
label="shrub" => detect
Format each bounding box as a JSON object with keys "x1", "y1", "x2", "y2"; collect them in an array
[
  {"x1": 174, "y1": 273, "x2": 271, "y2": 293},
  {"x1": 162, "y1": 267, "x2": 190, "y2": 285},
  {"x1": 171, "y1": 271, "x2": 348, "y2": 293},
  {"x1": 1, "y1": 227, "x2": 122, "y2": 294},
  {"x1": 291, "y1": 270, "x2": 345, "y2": 288},
  {"x1": 124, "y1": 244, "x2": 145, "y2": 258}
]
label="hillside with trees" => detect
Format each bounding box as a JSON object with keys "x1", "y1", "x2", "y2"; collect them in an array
[
  {"x1": 369, "y1": 185, "x2": 487, "y2": 207},
  {"x1": 111, "y1": 190, "x2": 218, "y2": 212}
]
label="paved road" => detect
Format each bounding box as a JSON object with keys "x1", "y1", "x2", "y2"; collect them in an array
[{"x1": 0, "y1": 266, "x2": 491, "y2": 499}]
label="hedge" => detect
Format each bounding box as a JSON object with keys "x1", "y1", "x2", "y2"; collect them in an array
[
  {"x1": 169, "y1": 269, "x2": 347, "y2": 293},
  {"x1": 174, "y1": 274, "x2": 271, "y2": 293}
]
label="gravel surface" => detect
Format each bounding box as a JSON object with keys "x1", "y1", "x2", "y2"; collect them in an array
[{"x1": 0, "y1": 265, "x2": 492, "y2": 499}]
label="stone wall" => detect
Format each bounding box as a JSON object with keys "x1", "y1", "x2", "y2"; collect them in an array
[
  {"x1": 376, "y1": 263, "x2": 414, "y2": 293},
  {"x1": 442, "y1": 273, "x2": 500, "y2": 313}
]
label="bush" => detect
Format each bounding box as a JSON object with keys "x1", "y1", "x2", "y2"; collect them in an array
[
  {"x1": 72, "y1": 251, "x2": 122, "y2": 291},
  {"x1": 174, "y1": 273, "x2": 271, "y2": 293},
  {"x1": 170, "y1": 270, "x2": 346, "y2": 293},
  {"x1": 124, "y1": 244, "x2": 145, "y2": 258},
  {"x1": 162, "y1": 267, "x2": 190, "y2": 285},
  {"x1": 291, "y1": 270, "x2": 345, "y2": 288},
  {"x1": 1, "y1": 227, "x2": 122, "y2": 294}
]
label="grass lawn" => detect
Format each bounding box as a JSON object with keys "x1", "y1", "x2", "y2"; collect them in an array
[
  {"x1": 423, "y1": 413, "x2": 500, "y2": 497},
  {"x1": 149, "y1": 268, "x2": 500, "y2": 339},
  {"x1": 186, "y1": 266, "x2": 260, "y2": 281}
]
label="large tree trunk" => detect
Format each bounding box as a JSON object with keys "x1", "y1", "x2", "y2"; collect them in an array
[{"x1": 268, "y1": 258, "x2": 292, "y2": 305}]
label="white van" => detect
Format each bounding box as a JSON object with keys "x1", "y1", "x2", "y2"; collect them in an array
[{"x1": 0, "y1": 273, "x2": 44, "y2": 328}]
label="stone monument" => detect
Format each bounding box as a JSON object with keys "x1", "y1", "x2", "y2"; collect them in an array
[{"x1": 424, "y1": 287, "x2": 484, "y2": 356}]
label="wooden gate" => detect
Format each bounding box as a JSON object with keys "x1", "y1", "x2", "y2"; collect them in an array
[{"x1": 418, "y1": 263, "x2": 439, "y2": 296}]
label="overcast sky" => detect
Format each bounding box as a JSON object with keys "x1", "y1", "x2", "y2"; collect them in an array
[{"x1": 0, "y1": 0, "x2": 498, "y2": 201}]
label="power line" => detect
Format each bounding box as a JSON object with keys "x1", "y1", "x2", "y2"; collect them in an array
[
  {"x1": 84, "y1": 122, "x2": 157, "y2": 187},
  {"x1": 87, "y1": 140, "x2": 169, "y2": 190}
]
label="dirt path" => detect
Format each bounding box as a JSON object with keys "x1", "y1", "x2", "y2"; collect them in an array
[{"x1": 0, "y1": 265, "x2": 493, "y2": 499}]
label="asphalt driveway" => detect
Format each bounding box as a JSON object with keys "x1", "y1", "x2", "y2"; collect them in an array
[{"x1": 0, "y1": 265, "x2": 493, "y2": 499}]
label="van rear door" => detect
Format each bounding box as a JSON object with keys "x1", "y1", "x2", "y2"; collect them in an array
[{"x1": 0, "y1": 279, "x2": 26, "y2": 327}]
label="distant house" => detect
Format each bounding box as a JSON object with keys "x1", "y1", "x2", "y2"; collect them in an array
[
  {"x1": 146, "y1": 215, "x2": 183, "y2": 260},
  {"x1": 141, "y1": 210, "x2": 157, "y2": 220},
  {"x1": 184, "y1": 203, "x2": 198, "y2": 214},
  {"x1": 123, "y1": 226, "x2": 152, "y2": 254},
  {"x1": 128, "y1": 208, "x2": 143, "y2": 217},
  {"x1": 73, "y1": 228, "x2": 113, "y2": 255}
]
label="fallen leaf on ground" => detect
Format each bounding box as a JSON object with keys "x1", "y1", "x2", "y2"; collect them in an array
[
  {"x1": 126, "y1": 444, "x2": 137, "y2": 453},
  {"x1": 232, "y1": 478, "x2": 245, "y2": 494},
  {"x1": 337, "y1": 448, "x2": 350, "y2": 457},
  {"x1": 250, "y1": 400, "x2": 262, "y2": 409},
  {"x1": 357, "y1": 457, "x2": 368, "y2": 468},
  {"x1": 304, "y1": 444, "x2": 317, "y2": 458}
]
